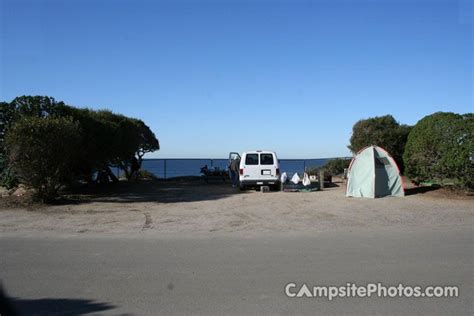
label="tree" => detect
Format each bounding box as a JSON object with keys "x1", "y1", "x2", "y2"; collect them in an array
[
  {"x1": 1, "y1": 95, "x2": 160, "y2": 189},
  {"x1": 1, "y1": 102, "x2": 18, "y2": 188},
  {"x1": 348, "y1": 115, "x2": 411, "y2": 171},
  {"x1": 0, "y1": 102, "x2": 10, "y2": 172},
  {"x1": 5, "y1": 116, "x2": 82, "y2": 201},
  {"x1": 8, "y1": 95, "x2": 62, "y2": 118},
  {"x1": 10, "y1": 98, "x2": 160, "y2": 182},
  {"x1": 116, "y1": 118, "x2": 159, "y2": 180},
  {"x1": 55, "y1": 106, "x2": 121, "y2": 182},
  {"x1": 1, "y1": 96, "x2": 63, "y2": 176},
  {"x1": 0, "y1": 102, "x2": 10, "y2": 145},
  {"x1": 403, "y1": 112, "x2": 474, "y2": 188},
  {"x1": 134, "y1": 119, "x2": 160, "y2": 167},
  {"x1": 92, "y1": 111, "x2": 159, "y2": 180}
]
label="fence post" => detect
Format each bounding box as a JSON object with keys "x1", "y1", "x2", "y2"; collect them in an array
[
  {"x1": 319, "y1": 169, "x2": 325, "y2": 190},
  {"x1": 164, "y1": 159, "x2": 167, "y2": 180},
  {"x1": 303, "y1": 160, "x2": 306, "y2": 173}
]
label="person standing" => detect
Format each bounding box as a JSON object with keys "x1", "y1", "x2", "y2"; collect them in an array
[
  {"x1": 229, "y1": 158, "x2": 240, "y2": 188},
  {"x1": 131, "y1": 156, "x2": 140, "y2": 180}
]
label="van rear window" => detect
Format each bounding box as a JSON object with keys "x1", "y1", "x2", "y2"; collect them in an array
[
  {"x1": 260, "y1": 154, "x2": 274, "y2": 165},
  {"x1": 245, "y1": 154, "x2": 259, "y2": 165}
]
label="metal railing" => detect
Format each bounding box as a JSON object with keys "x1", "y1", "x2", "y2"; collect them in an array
[{"x1": 115, "y1": 157, "x2": 350, "y2": 179}]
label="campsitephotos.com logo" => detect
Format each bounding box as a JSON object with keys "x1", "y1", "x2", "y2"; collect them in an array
[{"x1": 285, "y1": 283, "x2": 459, "y2": 300}]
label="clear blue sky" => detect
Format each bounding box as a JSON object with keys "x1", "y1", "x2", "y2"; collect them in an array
[{"x1": 1, "y1": 0, "x2": 472, "y2": 158}]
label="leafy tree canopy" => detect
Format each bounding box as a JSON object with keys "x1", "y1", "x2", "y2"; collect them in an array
[
  {"x1": 348, "y1": 115, "x2": 411, "y2": 171},
  {"x1": 403, "y1": 112, "x2": 473, "y2": 188},
  {"x1": 1, "y1": 95, "x2": 160, "y2": 196}
]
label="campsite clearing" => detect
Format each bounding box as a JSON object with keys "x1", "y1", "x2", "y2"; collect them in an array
[{"x1": 0, "y1": 178, "x2": 472, "y2": 236}]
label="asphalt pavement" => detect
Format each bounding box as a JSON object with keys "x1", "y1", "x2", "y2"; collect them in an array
[{"x1": 1, "y1": 228, "x2": 472, "y2": 315}]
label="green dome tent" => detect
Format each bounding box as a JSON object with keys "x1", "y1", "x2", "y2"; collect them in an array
[{"x1": 346, "y1": 145, "x2": 404, "y2": 198}]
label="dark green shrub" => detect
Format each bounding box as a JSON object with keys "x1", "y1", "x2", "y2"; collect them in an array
[
  {"x1": 323, "y1": 158, "x2": 351, "y2": 175},
  {"x1": 348, "y1": 115, "x2": 411, "y2": 171},
  {"x1": 1, "y1": 167, "x2": 18, "y2": 189},
  {"x1": 305, "y1": 166, "x2": 331, "y2": 178},
  {"x1": 0, "y1": 102, "x2": 11, "y2": 176},
  {"x1": 5, "y1": 116, "x2": 82, "y2": 201},
  {"x1": 403, "y1": 112, "x2": 473, "y2": 189}
]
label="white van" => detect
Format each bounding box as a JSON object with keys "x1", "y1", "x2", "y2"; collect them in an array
[{"x1": 229, "y1": 150, "x2": 280, "y2": 190}]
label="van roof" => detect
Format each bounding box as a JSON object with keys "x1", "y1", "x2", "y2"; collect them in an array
[{"x1": 243, "y1": 150, "x2": 276, "y2": 154}]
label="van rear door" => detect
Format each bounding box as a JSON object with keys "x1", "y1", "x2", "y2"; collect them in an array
[
  {"x1": 241, "y1": 152, "x2": 260, "y2": 180},
  {"x1": 229, "y1": 152, "x2": 241, "y2": 164},
  {"x1": 259, "y1": 152, "x2": 278, "y2": 180}
]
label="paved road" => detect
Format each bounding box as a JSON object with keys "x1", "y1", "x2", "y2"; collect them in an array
[{"x1": 1, "y1": 229, "x2": 472, "y2": 315}]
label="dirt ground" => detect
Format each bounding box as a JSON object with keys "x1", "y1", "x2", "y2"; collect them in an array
[{"x1": 0, "y1": 178, "x2": 472, "y2": 236}]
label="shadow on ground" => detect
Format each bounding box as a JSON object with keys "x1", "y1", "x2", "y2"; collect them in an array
[
  {"x1": 0, "y1": 286, "x2": 118, "y2": 316},
  {"x1": 58, "y1": 178, "x2": 238, "y2": 205},
  {"x1": 324, "y1": 181, "x2": 340, "y2": 188},
  {"x1": 405, "y1": 185, "x2": 441, "y2": 196},
  {"x1": 10, "y1": 297, "x2": 118, "y2": 316}
]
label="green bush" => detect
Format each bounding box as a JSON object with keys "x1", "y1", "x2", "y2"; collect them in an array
[
  {"x1": 5, "y1": 116, "x2": 82, "y2": 201},
  {"x1": 306, "y1": 167, "x2": 331, "y2": 176},
  {"x1": 323, "y1": 158, "x2": 351, "y2": 175},
  {"x1": 306, "y1": 158, "x2": 350, "y2": 182},
  {"x1": 137, "y1": 170, "x2": 158, "y2": 180},
  {"x1": 348, "y1": 115, "x2": 411, "y2": 171},
  {"x1": 403, "y1": 112, "x2": 474, "y2": 189}
]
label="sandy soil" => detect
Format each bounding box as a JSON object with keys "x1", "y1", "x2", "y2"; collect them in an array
[{"x1": 0, "y1": 178, "x2": 472, "y2": 236}]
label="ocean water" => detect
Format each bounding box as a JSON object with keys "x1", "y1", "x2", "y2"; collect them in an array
[{"x1": 140, "y1": 158, "x2": 331, "y2": 179}]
